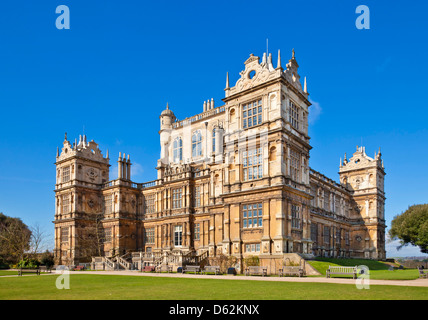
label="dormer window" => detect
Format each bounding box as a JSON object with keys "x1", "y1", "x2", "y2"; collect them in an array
[{"x1": 243, "y1": 99, "x2": 262, "y2": 129}]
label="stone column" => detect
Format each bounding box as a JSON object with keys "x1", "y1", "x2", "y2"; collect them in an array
[{"x1": 261, "y1": 199, "x2": 271, "y2": 254}]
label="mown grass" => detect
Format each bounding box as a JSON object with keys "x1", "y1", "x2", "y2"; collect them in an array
[
  {"x1": 307, "y1": 258, "x2": 420, "y2": 280},
  {"x1": 0, "y1": 274, "x2": 427, "y2": 300}
]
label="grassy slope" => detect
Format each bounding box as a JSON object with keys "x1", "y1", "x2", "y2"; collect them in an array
[{"x1": 0, "y1": 274, "x2": 427, "y2": 300}]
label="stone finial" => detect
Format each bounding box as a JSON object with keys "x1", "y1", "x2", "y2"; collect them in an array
[
  {"x1": 277, "y1": 49, "x2": 282, "y2": 69},
  {"x1": 304, "y1": 76, "x2": 307, "y2": 93},
  {"x1": 225, "y1": 72, "x2": 229, "y2": 89}
]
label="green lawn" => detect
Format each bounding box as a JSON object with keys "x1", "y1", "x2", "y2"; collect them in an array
[
  {"x1": 307, "y1": 258, "x2": 420, "y2": 280},
  {"x1": 0, "y1": 274, "x2": 427, "y2": 300}
]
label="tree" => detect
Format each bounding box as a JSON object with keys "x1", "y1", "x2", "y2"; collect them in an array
[
  {"x1": 40, "y1": 250, "x2": 55, "y2": 270},
  {"x1": 389, "y1": 204, "x2": 428, "y2": 254},
  {"x1": 0, "y1": 213, "x2": 32, "y2": 265},
  {"x1": 29, "y1": 223, "x2": 48, "y2": 255}
]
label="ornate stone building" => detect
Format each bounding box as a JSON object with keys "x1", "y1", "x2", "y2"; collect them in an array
[{"x1": 53, "y1": 49, "x2": 386, "y2": 270}]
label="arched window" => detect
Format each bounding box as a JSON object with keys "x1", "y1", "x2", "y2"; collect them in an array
[
  {"x1": 173, "y1": 137, "x2": 182, "y2": 162},
  {"x1": 192, "y1": 130, "x2": 202, "y2": 158}
]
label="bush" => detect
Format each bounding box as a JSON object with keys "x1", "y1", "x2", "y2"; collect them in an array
[
  {"x1": 244, "y1": 255, "x2": 260, "y2": 267},
  {"x1": 17, "y1": 258, "x2": 40, "y2": 269},
  {"x1": 40, "y1": 251, "x2": 55, "y2": 269}
]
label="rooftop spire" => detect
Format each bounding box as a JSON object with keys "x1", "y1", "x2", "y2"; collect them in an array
[
  {"x1": 304, "y1": 76, "x2": 307, "y2": 93},
  {"x1": 292, "y1": 48, "x2": 295, "y2": 59},
  {"x1": 225, "y1": 72, "x2": 229, "y2": 89},
  {"x1": 276, "y1": 49, "x2": 282, "y2": 69}
]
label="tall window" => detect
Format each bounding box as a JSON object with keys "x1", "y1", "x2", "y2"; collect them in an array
[
  {"x1": 194, "y1": 223, "x2": 200, "y2": 240},
  {"x1": 345, "y1": 231, "x2": 350, "y2": 245},
  {"x1": 212, "y1": 129, "x2": 216, "y2": 153},
  {"x1": 243, "y1": 147, "x2": 263, "y2": 181},
  {"x1": 243, "y1": 203, "x2": 263, "y2": 228},
  {"x1": 290, "y1": 149, "x2": 300, "y2": 181},
  {"x1": 174, "y1": 225, "x2": 182, "y2": 246},
  {"x1": 105, "y1": 227, "x2": 112, "y2": 243},
  {"x1": 192, "y1": 131, "x2": 202, "y2": 158},
  {"x1": 144, "y1": 227, "x2": 155, "y2": 244},
  {"x1": 62, "y1": 166, "x2": 70, "y2": 183},
  {"x1": 336, "y1": 227, "x2": 341, "y2": 244},
  {"x1": 104, "y1": 194, "x2": 113, "y2": 214},
  {"x1": 311, "y1": 223, "x2": 318, "y2": 244},
  {"x1": 172, "y1": 188, "x2": 182, "y2": 209},
  {"x1": 243, "y1": 99, "x2": 262, "y2": 129},
  {"x1": 194, "y1": 186, "x2": 201, "y2": 207},
  {"x1": 145, "y1": 193, "x2": 156, "y2": 213},
  {"x1": 173, "y1": 137, "x2": 183, "y2": 162},
  {"x1": 60, "y1": 227, "x2": 69, "y2": 243},
  {"x1": 289, "y1": 100, "x2": 299, "y2": 130},
  {"x1": 291, "y1": 204, "x2": 301, "y2": 229},
  {"x1": 323, "y1": 226, "x2": 330, "y2": 245},
  {"x1": 61, "y1": 194, "x2": 70, "y2": 214}
]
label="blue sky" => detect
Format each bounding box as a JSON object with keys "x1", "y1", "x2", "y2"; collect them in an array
[{"x1": 0, "y1": 0, "x2": 427, "y2": 257}]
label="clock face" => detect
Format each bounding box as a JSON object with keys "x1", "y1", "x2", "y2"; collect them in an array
[{"x1": 86, "y1": 168, "x2": 98, "y2": 181}]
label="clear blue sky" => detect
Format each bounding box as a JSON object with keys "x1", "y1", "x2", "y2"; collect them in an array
[{"x1": 0, "y1": 0, "x2": 427, "y2": 258}]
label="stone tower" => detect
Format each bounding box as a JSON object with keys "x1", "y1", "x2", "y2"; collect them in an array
[
  {"x1": 54, "y1": 133, "x2": 110, "y2": 265},
  {"x1": 339, "y1": 146, "x2": 386, "y2": 259}
]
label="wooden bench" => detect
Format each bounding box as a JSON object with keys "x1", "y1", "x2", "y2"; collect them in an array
[
  {"x1": 202, "y1": 266, "x2": 221, "y2": 275},
  {"x1": 279, "y1": 266, "x2": 304, "y2": 277},
  {"x1": 326, "y1": 266, "x2": 357, "y2": 279},
  {"x1": 18, "y1": 268, "x2": 40, "y2": 276},
  {"x1": 156, "y1": 265, "x2": 173, "y2": 273},
  {"x1": 245, "y1": 266, "x2": 267, "y2": 277},
  {"x1": 39, "y1": 266, "x2": 52, "y2": 273},
  {"x1": 182, "y1": 265, "x2": 200, "y2": 274},
  {"x1": 418, "y1": 267, "x2": 427, "y2": 279}
]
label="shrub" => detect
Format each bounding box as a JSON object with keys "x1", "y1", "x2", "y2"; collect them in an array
[
  {"x1": 40, "y1": 251, "x2": 55, "y2": 269},
  {"x1": 244, "y1": 255, "x2": 260, "y2": 267},
  {"x1": 17, "y1": 258, "x2": 40, "y2": 269}
]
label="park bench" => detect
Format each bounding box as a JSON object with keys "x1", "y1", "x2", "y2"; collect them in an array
[
  {"x1": 245, "y1": 266, "x2": 267, "y2": 277},
  {"x1": 156, "y1": 265, "x2": 173, "y2": 273},
  {"x1": 326, "y1": 266, "x2": 357, "y2": 279},
  {"x1": 202, "y1": 266, "x2": 221, "y2": 275},
  {"x1": 18, "y1": 268, "x2": 40, "y2": 276},
  {"x1": 418, "y1": 267, "x2": 427, "y2": 279},
  {"x1": 39, "y1": 266, "x2": 52, "y2": 273},
  {"x1": 182, "y1": 265, "x2": 201, "y2": 274},
  {"x1": 278, "y1": 266, "x2": 304, "y2": 277}
]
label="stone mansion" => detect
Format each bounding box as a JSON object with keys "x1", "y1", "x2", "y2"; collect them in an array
[{"x1": 53, "y1": 49, "x2": 386, "y2": 270}]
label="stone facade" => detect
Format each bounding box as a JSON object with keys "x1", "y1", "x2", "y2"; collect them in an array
[{"x1": 53, "y1": 49, "x2": 386, "y2": 269}]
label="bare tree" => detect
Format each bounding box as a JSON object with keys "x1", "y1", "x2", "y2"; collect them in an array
[{"x1": 29, "y1": 223, "x2": 48, "y2": 255}]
